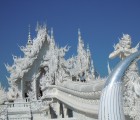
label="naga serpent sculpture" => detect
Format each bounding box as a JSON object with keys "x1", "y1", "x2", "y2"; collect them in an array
[{"x1": 99, "y1": 51, "x2": 140, "y2": 120}]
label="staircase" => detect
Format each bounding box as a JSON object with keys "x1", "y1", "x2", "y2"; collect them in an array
[{"x1": 7, "y1": 102, "x2": 31, "y2": 120}]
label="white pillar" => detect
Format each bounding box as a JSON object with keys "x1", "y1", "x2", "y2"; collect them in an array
[
  {"x1": 56, "y1": 101, "x2": 61, "y2": 118},
  {"x1": 21, "y1": 79, "x2": 24, "y2": 98},
  {"x1": 47, "y1": 108, "x2": 51, "y2": 119},
  {"x1": 33, "y1": 79, "x2": 37, "y2": 100},
  {"x1": 63, "y1": 104, "x2": 68, "y2": 118}
]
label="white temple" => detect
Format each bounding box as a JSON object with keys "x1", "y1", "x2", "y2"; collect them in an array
[{"x1": 0, "y1": 24, "x2": 140, "y2": 120}]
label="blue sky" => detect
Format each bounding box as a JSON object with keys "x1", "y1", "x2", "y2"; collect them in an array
[{"x1": 0, "y1": 0, "x2": 140, "y2": 88}]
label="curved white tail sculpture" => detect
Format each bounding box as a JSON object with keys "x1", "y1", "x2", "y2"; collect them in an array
[{"x1": 99, "y1": 51, "x2": 140, "y2": 120}]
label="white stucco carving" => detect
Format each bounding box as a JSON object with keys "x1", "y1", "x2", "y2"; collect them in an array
[
  {"x1": 0, "y1": 24, "x2": 140, "y2": 120},
  {"x1": 109, "y1": 34, "x2": 140, "y2": 120}
]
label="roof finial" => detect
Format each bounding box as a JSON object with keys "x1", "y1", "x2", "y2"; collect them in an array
[
  {"x1": 51, "y1": 27, "x2": 54, "y2": 39},
  {"x1": 78, "y1": 28, "x2": 81, "y2": 38},
  {"x1": 28, "y1": 25, "x2": 31, "y2": 40},
  {"x1": 35, "y1": 21, "x2": 39, "y2": 32},
  {"x1": 91, "y1": 60, "x2": 95, "y2": 74},
  {"x1": 87, "y1": 44, "x2": 89, "y2": 51},
  {"x1": 78, "y1": 28, "x2": 82, "y2": 42},
  {"x1": 27, "y1": 24, "x2": 32, "y2": 45}
]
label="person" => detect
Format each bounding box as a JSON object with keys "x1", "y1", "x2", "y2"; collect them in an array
[{"x1": 79, "y1": 72, "x2": 86, "y2": 82}]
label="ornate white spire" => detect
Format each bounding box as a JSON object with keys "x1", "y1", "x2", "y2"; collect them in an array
[
  {"x1": 51, "y1": 27, "x2": 54, "y2": 40},
  {"x1": 86, "y1": 44, "x2": 90, "y2": 56},
  {"x1": 49, "y1": 27, "x2": 55, "y2": 50},
  {"x1": 77, "y1": 29, "x2": 84, "y2": 54},
  {"x1": 91, "y1": 60, "x2": 94, "y2": 73},
  {"x1": 35, "y1": 21, "x2": 40, "y2": 32},
  {"x1": 78, "y1": 28, "x2": 81, "y2": 41},
  {"x1": 90, "y1": 59, "x2": 95, "y2": 79},
  {"x1": 78, "y1": 28, "x2": 83, "y2": 45},
  {"x1": 27, "y1": 25, "x2": 32, "y2": 45},
  {"x1": 86, "y1": 44, "x2": 91, "y2": 68},
  {"x1": 28, "y1": 25, "x2": 31, "y2": 41}
]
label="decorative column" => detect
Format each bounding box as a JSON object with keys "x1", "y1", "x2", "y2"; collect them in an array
[
  {"x1": 47, "y1": 108, "x2": 51, "y2": 119},
  {"x1": 56, "y1": 101, "x2": 61, "y2": 118},
  {"x1": 21, "y1": 79, "x2": 24, "y2": 98},
  {"x1": 63, "y1": 104, "x2": 68, "y2": 118},
  {"x1": 34, "y1": 79, "x2": 37, "y2": 100}
]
